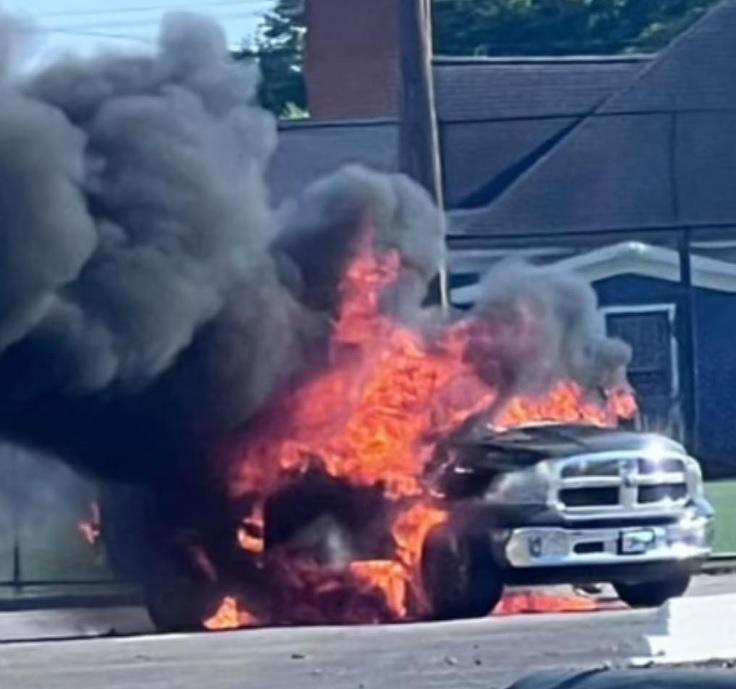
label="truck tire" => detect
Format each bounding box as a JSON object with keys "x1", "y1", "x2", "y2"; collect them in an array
[
  {"x1": 145, "y1": 566, "x2": 212, "y2": 633},
  {"x1": 421, "y1": 525, "x2": 502, "y2": 621},
  {"x1": 614, "y1": 574, "x2": 691, "y2": 609}
]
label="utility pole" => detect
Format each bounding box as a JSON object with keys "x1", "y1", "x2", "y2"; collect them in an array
[{"x1": 397, "y1": 0, "x2": 450, "y2": 310}]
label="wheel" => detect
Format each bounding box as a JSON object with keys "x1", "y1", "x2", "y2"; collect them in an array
[
  {"x1": 421, "y1": 525, "x2": 503, "y2": 621},
  {"x1": 613, "y1": 574, "x2": 691, "y2": 609},
  {"x1": 145, "y1": 570, "x2": 211, "y2": 633}
]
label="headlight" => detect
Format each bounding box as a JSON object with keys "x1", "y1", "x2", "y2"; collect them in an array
[{"x1": 487, "y1": 460, "x2": 554, "y2": 505}]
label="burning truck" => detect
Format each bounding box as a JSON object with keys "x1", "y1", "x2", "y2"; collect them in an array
[
  {"x1": 98, "y1": 240, "x2": 713, "y2": 631},
  {"x1": 0, "y1": 13, "x2": 713, "y2": 631}
]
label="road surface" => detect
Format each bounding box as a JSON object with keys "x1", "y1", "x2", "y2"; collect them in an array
[{"x1": 1, "y1": 575, "x2": 734, "y2": 689}]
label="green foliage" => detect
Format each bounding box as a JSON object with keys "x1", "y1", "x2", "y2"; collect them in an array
[
  {"x1": 432, "y1": 0, "x2": 722, "y2": 56},
  {"x1": 240, "y1": 0, "x2": 722, "y2": 118},
  {"x1": 705, "y1": 480, "x2": 736, "y2": 554},
  {"x1": 232, "y1": 0, "x2": 307, "y2": 118}
]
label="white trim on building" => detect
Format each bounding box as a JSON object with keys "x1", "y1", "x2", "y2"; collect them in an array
[{"x1": 451, "y1": 241, "x2": 736, "y2": 306}]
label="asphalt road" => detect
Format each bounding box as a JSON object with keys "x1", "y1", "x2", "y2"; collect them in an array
[{"x1": 1, "y1": 575, "x2": 735, "y2": 689}]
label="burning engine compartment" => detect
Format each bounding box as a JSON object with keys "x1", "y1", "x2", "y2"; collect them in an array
[{"x1": 0, "y1": 12, "x2": 636, "y2": 630}]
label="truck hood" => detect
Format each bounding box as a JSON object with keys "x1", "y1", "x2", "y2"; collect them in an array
[{"x1": 448, "y1": 423, "x2": 685, "y2": 471}]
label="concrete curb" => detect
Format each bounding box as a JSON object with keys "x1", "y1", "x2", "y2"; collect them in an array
[
  {"x1": 703, "y1": 554, "x2": 736, "y2": 574},
  {"x1": 631, "y1": 593, "x2": 736, "y2": 665},
  {"x1": 508, "y1": 668, "x2": 736, "y2": 688}
]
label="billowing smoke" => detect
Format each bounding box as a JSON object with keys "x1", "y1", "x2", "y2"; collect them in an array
[
  {"x1": 0, "y1": 13, "x2": 304, "y2": 480},
  {"x1": 469, "y1": 260, "x2": 631, "y2": 397},
  {"x1": 273, "y1": 164, "x2": 446, "y2": 319},
  {"x1": 0, "y1": 11, "x2": 629, "y2": 489},
  {"x1": 2, "y1": 13, "x2": 279, "y2": 396}
]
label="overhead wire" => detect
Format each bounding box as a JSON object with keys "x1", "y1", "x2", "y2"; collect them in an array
[
  {"x1": 47, "y1": 12, "x2": 266, "y2": 33},
  {"x1": 46, "y1": 29, "x2": 156, "y2": 44},
  {"x1": 33, "y1": 0, "x2": 274, "y2": 20},
  {"x1": 24, "y1": 1, "x2": 274, "y2": 47}
]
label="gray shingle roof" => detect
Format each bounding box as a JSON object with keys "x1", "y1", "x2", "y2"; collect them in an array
[
  {"x1": 451, "y1": 112, "x2": 676, "y2": 236},
  {"x1": 602, "y1": 2, "x2": 736, "y2": 113},
  {"x1": 273, "y1": 1, "x2": 736, "y2": 228},
  {"x1": 434, "y1": 56, "x2": 649, "y2": 122},
  {"x1": 269, "y1": 120, "x2": 399, "y2": 203},
  {"x1": 441, "y1": 117, "x2": 579, "y2": 208},
  {"x1": 449, "y1": 0, "x2": 736, "y2": 238},
  {"x1": 272, "y1": 57, "x2": 648, "y2": 208}
]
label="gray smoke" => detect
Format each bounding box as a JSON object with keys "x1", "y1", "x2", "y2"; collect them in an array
[
  {"x1": 272, "y1": 164, "x2": 446, "y2": 319},
  {"x1": 0, "y1": 12, "x2": 629, "y2": 484},
  {"x1": 0, "y1": 13, "x2": 304, "y2": 478},
  {"x1": 1, "y1": 13, "x2": 281, "y2": 398},
  {"x1": 468, "y1": 259, "x2": 631, "y2": 396}
]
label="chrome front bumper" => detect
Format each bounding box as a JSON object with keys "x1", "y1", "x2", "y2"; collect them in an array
[{"x1": 501, "y1": 510, "x2": 714, "y2": 569}]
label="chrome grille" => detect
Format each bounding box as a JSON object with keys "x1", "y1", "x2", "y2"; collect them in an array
[{"x1": 554, "y1": 454, "x2": 690, "y2": 516}]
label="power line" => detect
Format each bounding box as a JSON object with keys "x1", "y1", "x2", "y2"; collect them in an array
[
  {"x1": 34, "y1": 0, "x2": 274, "y2": 20},
  {"x1": 48, "y1": 11, "x2": 265, "y2": 33},
  {"x1": 47, "y1": 29, "x2": 156, "y2": 44}
]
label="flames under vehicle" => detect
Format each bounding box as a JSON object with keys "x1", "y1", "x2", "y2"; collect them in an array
[{"x1": 101, "y1": 420, "x2": 714, "y2": 629}]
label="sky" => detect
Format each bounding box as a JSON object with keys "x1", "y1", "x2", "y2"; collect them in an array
[{"x1": 3, "y1": 0, "x2": 275, "y2": 62}]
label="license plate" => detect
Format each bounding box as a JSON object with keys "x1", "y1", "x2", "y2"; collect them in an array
[{"x1": 619, "y1": 528, "x2": 656, "y2": 554}]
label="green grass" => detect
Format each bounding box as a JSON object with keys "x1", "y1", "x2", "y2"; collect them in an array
[{"x1": 705, "y1": 480, "x2": 736, "y2": 554}]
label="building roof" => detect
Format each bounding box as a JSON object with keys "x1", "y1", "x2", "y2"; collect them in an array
[
  {"x1": 271, "y1": 56, "x2": 649, "y2": 206},
  {"x1": 271, "y1": 1, "x2": 736, "y2": 235},
  {"x1": 433, "y1": 55, "x2": 649, "y2": 123},
  {"x1": 268, "y1": 119, "x2": 398, "y2": 203},
  {"x1": 450, "y1": 0, "x2": 736, "y2": 238}
]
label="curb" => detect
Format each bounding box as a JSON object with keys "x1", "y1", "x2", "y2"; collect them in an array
[
  {"x1": 702, "y1": 554, "x2": 736, "y2": 574},
  {"x1": 632, "y1": 593, "x2": 736, "y2": 665}
]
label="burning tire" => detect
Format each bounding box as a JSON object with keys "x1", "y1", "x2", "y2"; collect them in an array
[
  {"x1": 613, "y1": 574, "x2": 691, "y2": 608},
  {"x1": 421, "y1": 525, "x2": 502, "y2": 621}
]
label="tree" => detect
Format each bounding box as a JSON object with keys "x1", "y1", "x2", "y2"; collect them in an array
[
  {"x1": 240, "y1": 0, "x2": 721, "y2": 117},
  {"x1": 233, "y1": 0, "x2": 307, "y2": 118},
  {"x1": 432, "y1": 0, "x2": 722, "y2": 56}
]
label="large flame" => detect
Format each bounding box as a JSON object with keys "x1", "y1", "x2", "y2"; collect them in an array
[
  {"x1": 496, "y1": 380, "x2": 636, "y2": 429},
  {"x1": 228, "y1": 240, "x2": 496, "y2": 502},
  {"x1": 202, "y1": 234, "x2": 635, "y2": 629}
]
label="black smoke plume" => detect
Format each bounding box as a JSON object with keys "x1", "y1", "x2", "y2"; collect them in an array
[{"x1": 0, "y1": 12, "x2": 629, "y2": 490}]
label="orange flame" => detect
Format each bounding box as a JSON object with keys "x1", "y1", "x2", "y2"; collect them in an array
[
  {"x1": 494, "y1": 590, "x2": 598, "y2": 616},
  {"x1": 228, "y1": 242, "x2": 498, "y2": 501},
  {"x1": 392, "y1": 503, "x2": 448, "y2": 572},
  {"x1": 237, "y1": 504, "x2": 265, "y2": 555},
  {"x1": 207, "y1": 232, "x2": 636, "y2": 628},
  {"x1": 204, "y1": 596, "x2": 259, "y2": 631},
  {"x1": 349, "y1": 561, "x2": 408, "y2": 619},
  {"x1": 497, "y1": 380, "x2": 636, "y2": 429}
]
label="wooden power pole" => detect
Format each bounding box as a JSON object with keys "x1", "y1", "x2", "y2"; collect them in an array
[{"x1": 397, "y1": 0, "x2": 450, "y2": 309}]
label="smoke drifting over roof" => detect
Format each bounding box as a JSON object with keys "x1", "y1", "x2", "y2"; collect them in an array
[
  {"x1": 471, "y1": 260, "x2": 631, "y2": 395},
  {"x1": 0, "y1": 12, "x2": 629, "y2": 484}
]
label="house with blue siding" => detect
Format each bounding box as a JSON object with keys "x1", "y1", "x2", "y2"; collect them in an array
[{"x1": 452, "y1": 241, "x2": 736, "y2": 478}]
